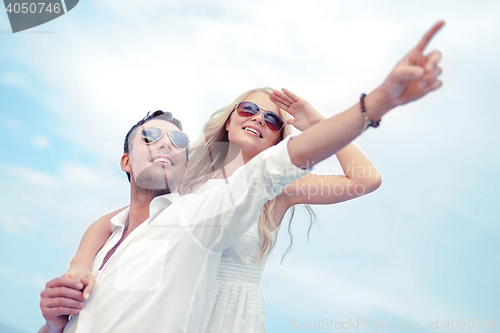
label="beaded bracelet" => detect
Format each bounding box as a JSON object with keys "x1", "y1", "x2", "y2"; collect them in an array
[{"x1": 360, "y1": 93, "x2": 381, "y2": 132}]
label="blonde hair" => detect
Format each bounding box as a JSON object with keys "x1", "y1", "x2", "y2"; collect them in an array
[{"x1": 180, "y1": 87, "x2": 315, "y2": 261}]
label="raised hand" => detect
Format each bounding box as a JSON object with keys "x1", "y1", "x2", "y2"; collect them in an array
[
  {"x1": 39, "y1": 276, "x2": 85, "y2": 333},
  {"x1": 269, "y1": 88, "x2": 325, "y2": 131},
  {"x1": 382, "y1": 20, "x2": 445, "y2": 106}
]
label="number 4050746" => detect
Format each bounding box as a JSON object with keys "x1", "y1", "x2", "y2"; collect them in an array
[{"x1": 5, "y1": 3, "x2": 62, "y2": 14}]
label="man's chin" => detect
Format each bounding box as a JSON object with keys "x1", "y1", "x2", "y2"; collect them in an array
[
  {"x1": 136, "y1": 181, "x2": 169, "y2": 190},
  {"x1": 135, "y1": 176, "x2": 170, "y2": 190},
  {"x1": 133, "y1": 168, "x2": 177, "y2": 191}
]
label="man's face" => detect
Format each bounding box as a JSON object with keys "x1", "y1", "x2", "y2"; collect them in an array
[{"x1": 122, "y1": 119, "x2": 188, "y2": 192}]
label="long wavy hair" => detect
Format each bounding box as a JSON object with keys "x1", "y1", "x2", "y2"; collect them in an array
[{"x1": 180, "y1": 87, "x2": 316, "y2": 261}]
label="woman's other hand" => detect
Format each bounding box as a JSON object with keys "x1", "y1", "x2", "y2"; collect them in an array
[
  {"x1": 269, "y1": 88, "x2": 326, "y2": 131},
  {"x1": 63, "y1": 264, "x2": 95, "y2": 301}
]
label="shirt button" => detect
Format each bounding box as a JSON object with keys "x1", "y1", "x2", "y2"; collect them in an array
[{"x1": 83, "y1": 313, "x2": 89, "y2": 319}]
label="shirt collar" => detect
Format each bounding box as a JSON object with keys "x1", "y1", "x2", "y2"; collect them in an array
[
  {"x1": 109, "y1": 206, "x2": 131, "y2": 232},
  {"x1": 109, "y1": 193, "x2": 180, "y2": 231},
  {"x1": 159, "y1": 192, "x2": 180, "y2": 203}
]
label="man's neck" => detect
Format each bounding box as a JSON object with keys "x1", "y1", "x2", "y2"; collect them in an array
[{"x1": 127, "y1": 186, "x2": 173, "y2": 233}]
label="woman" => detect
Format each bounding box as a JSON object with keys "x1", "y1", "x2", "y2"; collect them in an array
[
  {"x1": 61, "y1": 20, "x2": 444, "y2": 333},
  {"x1": 183, "y1": 87, "x2": 382, "y2": 333}
]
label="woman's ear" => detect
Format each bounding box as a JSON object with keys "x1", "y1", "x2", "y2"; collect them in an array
[{"x1": 225, "y1": 116, "x2": 231, "y2": 131}]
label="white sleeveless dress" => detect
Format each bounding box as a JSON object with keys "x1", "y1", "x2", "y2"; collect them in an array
[{"x1": 196, "y1": 179, "x2": 276, "y2": 333}]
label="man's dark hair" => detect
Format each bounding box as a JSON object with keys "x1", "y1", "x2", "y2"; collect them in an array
[{"x1": 123, "y1": 110, "x2": 187, "y2": 182}]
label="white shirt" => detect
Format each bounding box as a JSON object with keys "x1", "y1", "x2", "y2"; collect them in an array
[{"x1": 64, "y1": 136, "x2": 310, "y2": 333}]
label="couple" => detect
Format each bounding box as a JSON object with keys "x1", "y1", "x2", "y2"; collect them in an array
[{"x1": 39, "y1": 21, "x2": 445, "y2": 333}]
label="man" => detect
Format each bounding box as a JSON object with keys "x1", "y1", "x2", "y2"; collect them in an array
[{"x1": 39, "y1": 110, "x2": 310, "y2": 332}]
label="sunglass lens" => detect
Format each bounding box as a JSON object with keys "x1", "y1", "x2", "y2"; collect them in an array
[
  {"x1": 264, "y1": 112, "x2": 283, "y2": 132},
  {"x1": 237, "y1": 101, "x2": 259, "y2": 117},
  {"x1": 141, "y1": 127, "x2": 163, "y2": 144},
  {"x1": 169, "y1": 131, "x2": 189, "y2": 149}
]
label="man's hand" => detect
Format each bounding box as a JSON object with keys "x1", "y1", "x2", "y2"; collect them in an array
[
  {"x1": 382, "y1": 20, "x2": 445, "y2": 106},
  {"x1": 269, "y1": 88, "x2": 325, "y2": 131},
  {"x1": 39, "y1": 276, "x2": 85, "y2": 333}
]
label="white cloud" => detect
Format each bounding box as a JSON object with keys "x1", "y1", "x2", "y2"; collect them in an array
[
  {"x1": 60, "y1": 162, "x2": 127, "y2": 193},
  {"x1": 1, "y1": 71, "x2": 29, "y2": 87},
  {"x1": 0, "y1": 216, "x2": 38, "y2": 235},
  {"x1": 0, "y1": 263, "x2": 48, "y2": 290},
  {"x1": 263, "y1": 257, "x2": 475, "y2": 326},
  {"x1": 8, "y1": 119, "x2": 19, "y2": 129},
  {"x1": 0, "y1": 162, "x2": 128, "y2": 243},
  {"x1": 29, "y1": 135, "x2": 50, "y2": 149},
  {"x1": 266, "y1": 260, "x2": 409, "y2": 315},
  {"x1": 1, "y1": 165, "x2": 61, "y2": 189}
]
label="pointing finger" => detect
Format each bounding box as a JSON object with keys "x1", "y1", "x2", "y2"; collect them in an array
[{"x1": 414, "y1": 20, "x2": 445, "y2": 52}]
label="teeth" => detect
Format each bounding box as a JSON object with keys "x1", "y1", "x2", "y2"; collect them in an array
[
  {"x1": 244, "y1": 127, "x2": 261, "y2": 137},
  {"x1": 152, "y1": 158, "x2": 172, "y2": 165}
]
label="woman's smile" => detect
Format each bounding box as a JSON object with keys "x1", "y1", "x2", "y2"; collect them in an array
[{"x1": 242, "y1": 125, "x2": 263, "y2": 138}]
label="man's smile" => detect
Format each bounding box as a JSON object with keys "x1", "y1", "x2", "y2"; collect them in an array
[{"x1": 150, "y1": 154, "x2": 175, "y2": 166}]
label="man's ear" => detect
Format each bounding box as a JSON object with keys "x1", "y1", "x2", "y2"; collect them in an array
[{"x1": 120, "y1": 153, "x2": 131, "y2": 173}]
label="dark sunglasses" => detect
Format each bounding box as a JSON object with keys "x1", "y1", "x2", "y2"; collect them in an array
[
  {"x1": 234, "y1": 101, "x2": 284, "y2": 132},
  {"x1": 139, "y1": 126, "x2": 190, "y2": 149}
]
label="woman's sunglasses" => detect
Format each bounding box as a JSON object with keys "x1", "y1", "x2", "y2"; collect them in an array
[
  {"x1": 233, "y1": 101, "x2": 284, "y2": 132},
  {"x1": 139, "y1": 126, "x2": 190, "y2": 149}
]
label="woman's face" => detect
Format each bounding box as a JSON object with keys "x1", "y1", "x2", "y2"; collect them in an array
[{"x1": 226, "y1": 91, "x2": 283, "y2": 159}]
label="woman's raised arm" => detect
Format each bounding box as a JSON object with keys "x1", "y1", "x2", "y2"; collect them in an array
[{"x1": 285, "y1": 21, "x2": 444, "y2": 169}]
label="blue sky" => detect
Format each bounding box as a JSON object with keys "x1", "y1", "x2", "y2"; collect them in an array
[{"x1": 1, "y1": 1, "x2": 499, "y2": 332}]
